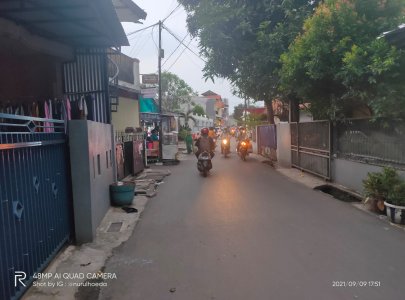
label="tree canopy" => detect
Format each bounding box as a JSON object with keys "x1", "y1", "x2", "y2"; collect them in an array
[
  {"x1": 280, "y1": 0, "x2": 405, "y2": 120},
  {"x1": 232, "y1": 103, "x2": 245, "y2": 123},
  {"x1": 179, "y1": 0, "x2": 319, "y2": 123},
  {"x1": 192, "y1": 104, "x2": 205, "y2": 116},
  {"x1": 161, "y1": 71, "x2": 196, "y2": 113},
  {"x1": 180, "y1": 0, "x2": 405, "y2": 121}
]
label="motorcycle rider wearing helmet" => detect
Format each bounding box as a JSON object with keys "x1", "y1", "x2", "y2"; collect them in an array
[
  {"x1": 237, "y1": 127, "x2": 249, "y2": 152},
  {"x1": 195, "y1": 127, "x2": 216, "y2": 159}
]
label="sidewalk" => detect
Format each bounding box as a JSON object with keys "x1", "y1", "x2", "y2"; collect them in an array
[
  {"x1": 23, "y1": 168, "x2": 170, "y2": 300},
  {"x1": 250, "y1": 151, "x2": 325, "y2": 189}
]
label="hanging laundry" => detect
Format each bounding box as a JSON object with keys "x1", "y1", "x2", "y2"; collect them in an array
[
  {"x1": 85, "y1": 94, "x2": 94, "y2": 121},
  {"x1": 44, "y1": 100, "x2": 51, "y2": 133},
  {"x1": 79, "y1": 96, "x2": 88, "y2": 120},
  {"x1": 66, "y1": 97, "x2": 71, "y2": 121}
]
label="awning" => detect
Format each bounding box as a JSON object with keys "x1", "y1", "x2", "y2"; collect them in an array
[
  {"x1": 0, "y1": 0, "x2": 129, "y2": 47},
  {"x1": 112, "y1": 0, "x2": 147, "y2": 23},
  {"x1": 140, "y1": 97, "x2": 158, "y2": 113}
]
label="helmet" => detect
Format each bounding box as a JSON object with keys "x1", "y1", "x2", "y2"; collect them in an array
[{"x1": 201, "y1": 128, "x2": 209, "y2": 135}]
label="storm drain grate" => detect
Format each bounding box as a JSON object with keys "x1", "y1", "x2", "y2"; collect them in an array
[{"x1": 107, "y1": 222, "x2": 123, "y2": 232}]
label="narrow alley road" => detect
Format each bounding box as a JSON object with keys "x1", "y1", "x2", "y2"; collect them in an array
[{"x1": 99, "y1": 140, "x2": 405, "y2": 300}]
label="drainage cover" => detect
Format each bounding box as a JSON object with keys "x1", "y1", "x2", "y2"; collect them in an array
[{"x1": 107, "y1": 222, "x2": 123, "y2": 232}]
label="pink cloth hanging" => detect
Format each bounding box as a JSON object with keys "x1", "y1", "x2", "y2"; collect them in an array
[
  {"x1": 66, "y1": 97, "x2": 71, "y2": 120},
  {"x1": 44, "y1": 100, "x2": 50, "y2": 133},
  {"x1": 48, "y1": 100, "x2": 54, "y2": 132}
]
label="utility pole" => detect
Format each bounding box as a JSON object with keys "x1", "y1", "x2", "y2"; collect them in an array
[{"x1": 158, "y1": 20, "x2": 163, "y2": 162}]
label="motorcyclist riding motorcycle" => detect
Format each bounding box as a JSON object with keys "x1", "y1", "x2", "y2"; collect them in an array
[
  {"x1": 195, "y1": 128, "x2": 216, "y2": 176},
  {"x1": 221, "y1": 132, "x2": 231, "y2": 157},
  {"x1": 195, "y1": 128, "x2": 216, "y2": 159},
  {"x1": 208, "y1": 127, "x2": 217, "y2": 145},
  {"x1": 236, "y1": 127, "x2": 249, "y2": 152}
]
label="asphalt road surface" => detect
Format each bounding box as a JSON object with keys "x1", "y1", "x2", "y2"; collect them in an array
[{"x1": 99, "y1": 140, "x2": 405, "y2": 300}]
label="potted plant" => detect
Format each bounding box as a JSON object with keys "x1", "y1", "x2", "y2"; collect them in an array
[
  {"x1": 363, "y1": 167, "x2": 401, "y2": 213},
  {"x1": 384, "y1": 182, "x2": 405, "y2": 225}
]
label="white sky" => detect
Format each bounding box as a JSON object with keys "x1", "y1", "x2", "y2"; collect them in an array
[{"x1": 121, "y1": 0, "x2": 248, "y2": 114}]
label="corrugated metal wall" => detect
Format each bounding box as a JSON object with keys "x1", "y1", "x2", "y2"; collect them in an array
[{"x1": 63, "y1": 48, "x2": 110, "y2": 124}]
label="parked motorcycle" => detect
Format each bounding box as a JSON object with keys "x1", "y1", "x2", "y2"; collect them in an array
[
  {"x1": 197, "y1": 151, "x2": 212, "y2": 177},
  {"x1": 238, "y1": 140, "x2": 249, "y2": 161},
  {"x1": 221, "y1": 138, "x2": 230, "y2": 157}
]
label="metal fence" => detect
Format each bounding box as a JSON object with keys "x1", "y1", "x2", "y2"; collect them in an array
[
  {"x1": 0, "y1": 114, "x2": 72, "y2": 300},
  {"x1": 115, "y1": 132, "x2": 144, "y2": 179},
  {"x1": 334, "y1": 118, "x2": 405, "y2": 167},
  {"x1": 291, "y1": 121, "x2": 331, "y2": 179},
  {"x1": 257, "y1": 125, "x2": 277, "y2": 159}
]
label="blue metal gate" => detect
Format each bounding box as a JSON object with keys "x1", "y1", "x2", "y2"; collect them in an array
[
  {"x1": 257, "y1": 124, "x2": 277, "y2": 159},
  {"x1": 0, "y1": 114, "x2": 72, "y2": 300}
]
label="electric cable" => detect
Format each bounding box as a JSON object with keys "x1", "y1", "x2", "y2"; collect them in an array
[
  {"x1": 126, "y1": 22, "x2": 159, "y2": 37},
  {"x1": 162, "y1": 24, "x2": 206, "y2": 63},
  {"x1": 151, "y1": 26, "x2": 159, "y2": 51},
  {"x1": 165, "y1": 38, "x2": 194, "y2": 71},
  {"x1": 162, "y1": 3, "x2": 182, "y2": 23},
  {"x1": 129, "y1": 28, "x2": 153, "y2": 57},
  {"x1": 162, "y1": 32, "x2": 190, "y2": 67}
]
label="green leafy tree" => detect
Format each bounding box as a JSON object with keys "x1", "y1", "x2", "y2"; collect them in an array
[
  {"x1": 280, "y1": 0, "x2": 405, "y2": 120},
  {"x1": 161, "y1": 71, "x2": 196, "y2": 113},
  {"x1": 192, "y1": 104, "x2": 205, "y2": 116},
  {"x1": 232, "y1": 104, "x2": 245, "y2": 124},
  {"x1": 179, "y1": 0, "x2": 319, "y2": 123}
]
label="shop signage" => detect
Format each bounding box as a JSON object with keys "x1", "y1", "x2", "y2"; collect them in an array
[{"x1": 142, "y1": 74, "x2": 159, "y2": 84}]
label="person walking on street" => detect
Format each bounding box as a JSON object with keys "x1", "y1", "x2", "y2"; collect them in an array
[{"x1": 185, "y1": 129, "x2": 193, "y2": 154}]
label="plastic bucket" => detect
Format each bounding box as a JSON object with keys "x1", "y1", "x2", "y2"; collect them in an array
[{"x1": 110, "y1": 182, "x2": 135, "y2": 206}]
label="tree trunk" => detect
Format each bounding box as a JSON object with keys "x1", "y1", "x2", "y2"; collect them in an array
[
  {"x1": 289, "y1": 95, "x2": 300, "y2": 123},
  {"x1": 265, "y1": 99, "x2": 275, "y2": 124}
]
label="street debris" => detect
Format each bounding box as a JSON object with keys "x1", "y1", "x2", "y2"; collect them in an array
[{"x1": 122, "y1": 207, "x2": 138, "y2": 214}]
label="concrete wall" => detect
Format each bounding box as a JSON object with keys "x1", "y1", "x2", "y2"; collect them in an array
[
  {"x1": 206, "y1": 99, "x2": 216, "y2": 121},
  {"x1": 276, "y1": 123, "x2": 292, "y2": 167},
  {"x1": 69, "y1": 120, "x2": 114, "y2": 244},
  {"x1": 331, "y1": 158, "x2": 405, "y2": 194},
  {"x1": 111, "y1": 97, "x2": 140, "y2": 131},
  {"x1": 300, "y1": 110, "x2": 313, "y2": 122}
]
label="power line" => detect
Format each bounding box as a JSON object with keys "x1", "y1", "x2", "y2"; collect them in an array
[
  {"x1": 162, "y1": 32, "x2": 189, "y2": 67},
  {"x1": 162, "y1": 3, "x2": 181, "y2": 23},
  {"x1": 162, "y1": 24, "x2": 206, "y2": 63},
  {"x1": 184, "y1": 48, "x2": 205, "y2": 69},
  {"x1": 128, "y1": 27, "x2": 153, "y2": 57},
  {"x1": 165, "y1": 38, "x2": 194, "y2": 71},
  {"x1": 151, "y1": 26, "x2": 159, "y2": 51},
  {"x1": 126, "y1": 22, "x2": 159, "y2": 36},
  {"x1": 125, "y1": 2, "x2": 181, "y2": 37},
  {"x1": 132, "y1": 32, "x2": 152, "y2": 57},
  {"x1": 128, "y1": 29, "x2": 149, "y2": 54}
]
